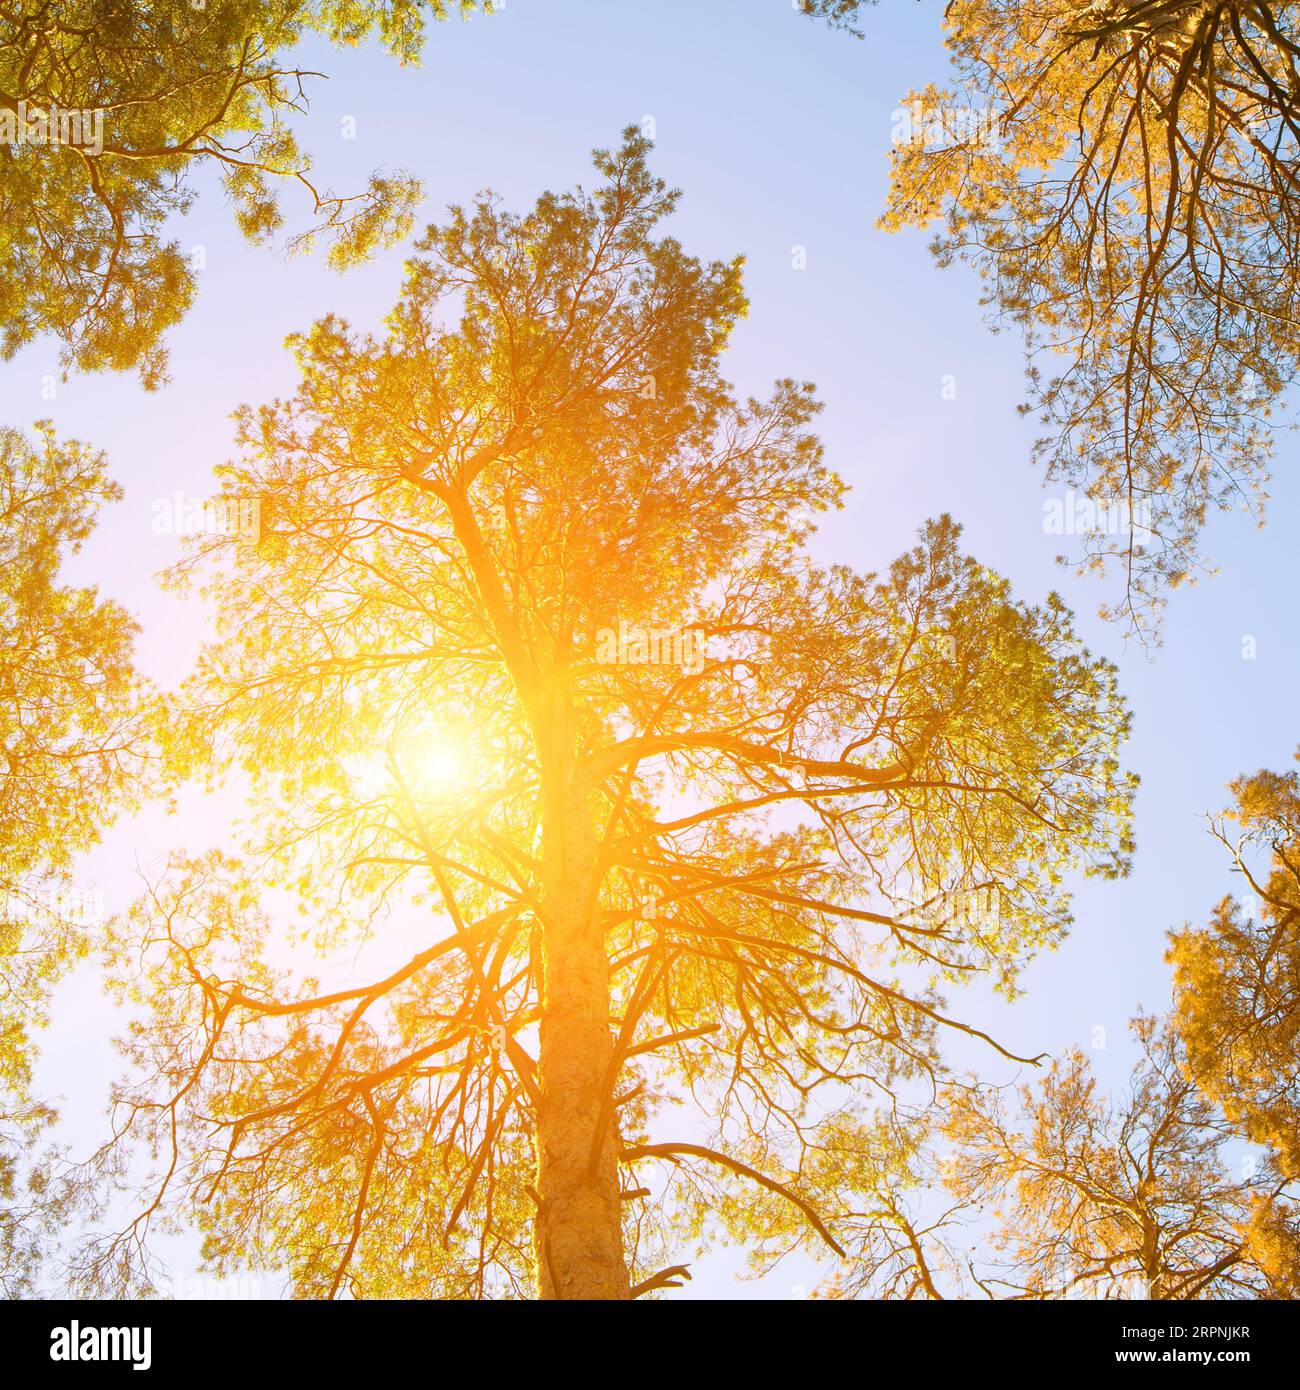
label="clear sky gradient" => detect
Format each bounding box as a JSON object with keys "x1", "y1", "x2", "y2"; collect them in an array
[{"x1": 7, "y1": 0, "x2": 1298, "y2": 1297}]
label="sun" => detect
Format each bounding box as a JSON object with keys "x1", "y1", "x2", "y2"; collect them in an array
[
  {"x1": 414, "y1": 739, "x2": 468, "y2": 796},
  {"x1": 339, "y1": 729, "x2": 471, "y2": 803}
]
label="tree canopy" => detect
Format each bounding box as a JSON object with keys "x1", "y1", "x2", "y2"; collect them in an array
[
  {"x1": 4, "y1": 1, "x2": 1296, "y2": 1308},
  {"x1": 1171, "y1": 756, "x2": 1300, "y2": 1184},
  {"x1": 866, "y1": 1, "x2": 1300, "y2": 634},
  {"x1": 942, "y1": 1016, "x2": 1300, "y2": 1299},
  {"x1": 0, "y1": 423, "x2": 147, "y2": 1292},
  {"x1": 821, "y1": 1012, "x2": 1300, "y2": 1300},
  {"x1": 0, "y1": 0, "x2": 488, "y2": 383},
  {"x1": 78, "y1": 130, "x2": 1138, "y2": 1300}
]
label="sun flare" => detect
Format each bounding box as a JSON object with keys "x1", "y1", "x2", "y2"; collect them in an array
[
  {"x1": 340, "y1": 731, "x2": 471, "y2": 803},
  {"x1": 415, "y1": 740, "x2": 468, "y2": 795}
]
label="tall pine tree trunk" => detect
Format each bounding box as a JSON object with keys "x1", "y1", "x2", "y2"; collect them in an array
[{"x1": 533, "y1": 730, "x2": 630, "y2": 1300}]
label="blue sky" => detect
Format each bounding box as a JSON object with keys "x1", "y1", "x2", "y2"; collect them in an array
[{"x1": 8, "y1": 0, "x2": 1299, "y2": 1297}]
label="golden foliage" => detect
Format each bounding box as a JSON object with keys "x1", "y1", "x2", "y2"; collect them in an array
[
  {"x1": 880, "y1": 1, "x2": 1300, "y2": 633},
  {"x1": 84, "y1": 132, "x2": 1137, "y2": 1299},
  {"x1": 1170, "y1": 757, "x2": 1300, "y2": 1181},
  {"x1": 943, "y1": 1016, "x2": 1300, "y2": 1298},
  {"x1": 0, "y1": 1, "x2": 478, "y2": 381},
  {"x1": 0, "y1": 424, "x2": 147, "y2": 1292}
]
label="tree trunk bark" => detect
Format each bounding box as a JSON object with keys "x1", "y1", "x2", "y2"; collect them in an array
[
  {"x1": 1141, "y1": 1216, "x2": 1164, "y2": 1299},
  {"x1": 533, "y1": 739, "x2": 630, "y2": 1300}
]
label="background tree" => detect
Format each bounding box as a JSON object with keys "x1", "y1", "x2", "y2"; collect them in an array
[
  {"x1": 815, "y1": 0, "x2": 1300, "y2": 635},
  {"x1": 87, "y1": 130, "x2": 1135, "y2": 1301},
  {"x1": 0, "y1": 0, "x2": 490, "y2": 383},
  {"x1": 941, "y1": 1015, "x2": 1300, "y2": 1299},
  {"x1": 0, "y1": 423, "x2": 147, "y2": 1290},
  {"x1": 1170, "y1": 755, "x2": 1300, "y2": 1183},
  {"x1": 796, "y1": 0, "x2": 880, "y2": 34},
  {"x1": 805, "y1": 1111, "x2": 972, "y2": 1299}
]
